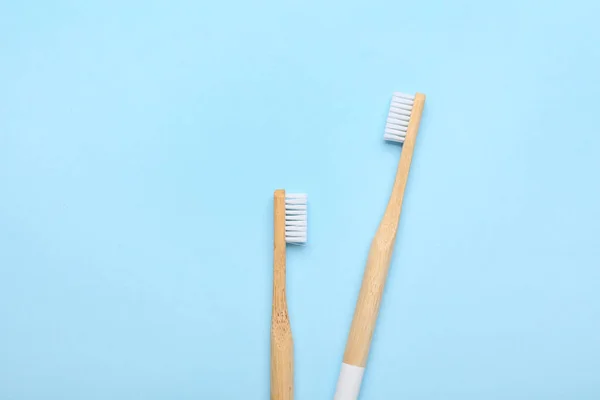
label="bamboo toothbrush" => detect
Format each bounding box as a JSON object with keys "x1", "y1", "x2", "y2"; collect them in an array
[
  {"x1": 334, "y1": 92, "x2": 426, "y2": 400},
  {"x1": 272, "y1": 190, "x2": 307, "y2": 400}
]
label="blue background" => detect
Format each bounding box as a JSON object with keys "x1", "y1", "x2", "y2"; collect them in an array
[{"x1": 1, "y1": 1, "x2": 599, "y2": 399}]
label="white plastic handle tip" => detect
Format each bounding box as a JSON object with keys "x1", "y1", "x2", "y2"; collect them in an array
[{"x1": 334, "y1": 363, "x2": 364, "y2": 400}]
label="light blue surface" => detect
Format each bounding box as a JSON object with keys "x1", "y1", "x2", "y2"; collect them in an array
[{"x1": 1, "y1": 1, "x2": 600, "y2": 399}]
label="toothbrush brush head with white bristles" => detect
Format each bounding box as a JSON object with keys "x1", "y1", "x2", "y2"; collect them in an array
[
  {"x1": 384, "y1": 92, "x2": 417, "y2": 143},
  {"x1": 285, "y1": 193, "x2": 307, "y2": 244}
]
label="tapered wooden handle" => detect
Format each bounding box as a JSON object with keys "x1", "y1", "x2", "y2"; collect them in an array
[
  {"x1": 271, "y1": 190, "x2": 293, "y2": 400},
  {"x1": 342, "y1": 93, "x2": 426, "y2": 369},
  {"x1": 342, "y1": 227, "x2": 397, "y2": 368}
]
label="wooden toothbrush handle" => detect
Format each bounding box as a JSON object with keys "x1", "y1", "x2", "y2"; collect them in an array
[
  {"x1": 335, "y1": 93, "x2": 425, "y2": 400},
  {"x1": 271, "y1": 190, "x2": 293, "y2": 400},
  {"x1": 343, "y1": 230, "x2": 397, "y2": 367}
]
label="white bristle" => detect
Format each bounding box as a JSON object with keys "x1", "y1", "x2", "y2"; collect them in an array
[
  {"x1": 393, "y1": 92, "x2": 415, "y2": 100},
  {"x1": 285, "y1": 193, "x2": 307, "y2": 244},
  {"x1": 385, "y1": 92, "x2": 415, "y2": 143}
]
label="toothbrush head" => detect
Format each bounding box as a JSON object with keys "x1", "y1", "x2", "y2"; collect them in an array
[
  {"x1": 284, "y1": 193, "x2": 307, "y2": 244},
  {"x1": 384, "y1": 92, "x2": 417, "y2": 143}
]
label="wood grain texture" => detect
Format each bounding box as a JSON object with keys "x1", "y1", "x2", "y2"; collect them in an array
[
  {"x1": 343, "y1": 93, "x2": 426, "y2": 367},
  {"x1": 271, "y1": 189, "x2": 294, "y2": 400}
]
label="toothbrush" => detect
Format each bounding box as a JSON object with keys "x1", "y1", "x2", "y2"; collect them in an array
[
  {"x1": 334, "y1": 92, "x2": 426, "y2": 400},
  {"x1": 272, "y1": 190, "x2": 307, "y2": 400}
]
